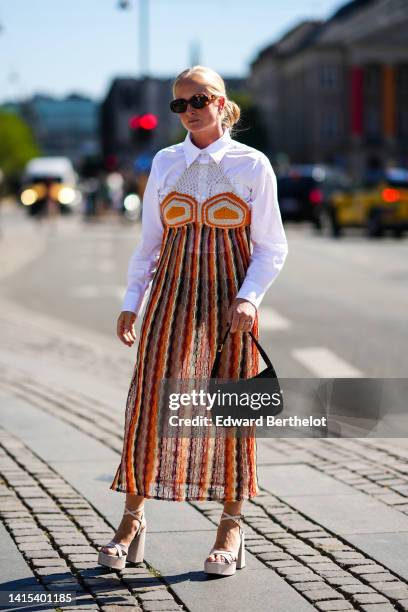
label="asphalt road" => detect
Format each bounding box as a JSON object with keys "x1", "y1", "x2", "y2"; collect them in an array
[{"x1": 2, "y1": 206, "x2": 408, "y2": 382}]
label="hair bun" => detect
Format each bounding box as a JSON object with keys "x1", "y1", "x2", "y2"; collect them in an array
[{"x1": 222, "y1": 99, "x2": 241, "y2": 130}]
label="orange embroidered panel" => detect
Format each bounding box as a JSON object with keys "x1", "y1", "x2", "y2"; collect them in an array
[
  {"x1": 160, "y1": 191, "x2": 251, "y2": 228},
  {"x1": 160, "y1": 192, "x2": 195, "y2": 227}
]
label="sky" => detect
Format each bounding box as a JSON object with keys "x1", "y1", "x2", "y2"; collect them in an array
[{"x1": 0, "y1": 0, "x2": 346, "y2": 103}]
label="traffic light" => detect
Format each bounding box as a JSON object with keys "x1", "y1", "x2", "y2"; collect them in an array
[{"x1": 129, "y1": 113, "x2": 158, "y2": 148}]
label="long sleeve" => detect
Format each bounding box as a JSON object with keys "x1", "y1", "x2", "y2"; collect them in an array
[
  {"x1": 235, "y1": 155, "x2": 288, "y2": 310},
  {"x1": 121, "y1": 153, "x2": 164, "y2": 315}
]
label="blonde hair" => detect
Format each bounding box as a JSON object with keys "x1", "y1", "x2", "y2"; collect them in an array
[{"x1": 172, "y1": 65, "x2": 241, "y2": 135}]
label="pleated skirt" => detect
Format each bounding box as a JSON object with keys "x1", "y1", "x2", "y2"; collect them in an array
[{"x1": 110, "y1": 222, "x2": 261, "y2": 501}]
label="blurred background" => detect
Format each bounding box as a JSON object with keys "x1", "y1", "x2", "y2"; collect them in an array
[
  {"x1": 0, "y1": 0, "x2": 407, "y2": 381},
  {"x1": 1, "y1": 0, "x2": 408, "y2": 230}
]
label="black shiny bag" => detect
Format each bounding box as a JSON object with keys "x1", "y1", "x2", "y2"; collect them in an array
[{"x1": 208, "y1": 322, "x2": 284, "y2": 424}]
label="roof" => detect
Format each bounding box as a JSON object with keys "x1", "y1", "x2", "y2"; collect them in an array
[
  {"x1": 251, "y1": 0, "x2": 381, "y2": 63},
  {"x1": 328, "y1": 0, "x2": 376, "y2": 22}
]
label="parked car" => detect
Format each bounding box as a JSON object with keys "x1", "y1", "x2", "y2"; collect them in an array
[
  {"x1": 20, "y1": 157, "x2": 82, "y2": 217},
  {"x1": 324, "y1": 167, "x2": 408, "y2": 238},
  {"x1": 277, "y1": 164, "x2": 351, "y2": 230}
]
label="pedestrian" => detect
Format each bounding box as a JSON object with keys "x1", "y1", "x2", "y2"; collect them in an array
[{"x1": 98, "y1": 65, "x2": 288, "y2": 577}]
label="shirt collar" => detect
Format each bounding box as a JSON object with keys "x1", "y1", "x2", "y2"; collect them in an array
[{"x1": 183, "y1": 127, "x2": 231, "y2": 167}]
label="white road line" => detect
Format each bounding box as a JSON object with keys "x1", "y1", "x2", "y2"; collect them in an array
[
  {"x1": 99, "y1": 260, "x2": 115, "y2": 273},
  {"x1": 97, "y1": 243, "x2": 113, "y2": 253},
  {"x1": 292, "y1": 347, "x2": 363, "y2": 377},
  {"x1": 259, "y1": 306, "x2": 292, "y2": 331},
  {"x1": 70, "y1": 286, "x2": 100, "y2": 298},
  {"x1": 70, "y1": 285, "x2": 125, "y2": 299},
  {"x1": 73, "y1": 258, "x2": 114, "y2": 273}
]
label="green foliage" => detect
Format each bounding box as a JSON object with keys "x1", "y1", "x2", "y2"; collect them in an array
[
  {"x1": 229, "y1": 91, "x2": 269, "y2": 152},
  {"x1": 0, "y1": 111, "x2": 40, "y2": 188}
]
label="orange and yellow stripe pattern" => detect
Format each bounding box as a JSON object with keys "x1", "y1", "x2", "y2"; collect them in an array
[{"x1": 110, "y1": 187, "x2": 261, "y2": 501}]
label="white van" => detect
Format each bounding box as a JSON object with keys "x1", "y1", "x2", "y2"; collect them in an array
[{"x1": 20, "y1": 156, "x2": 82, "y2": 216}]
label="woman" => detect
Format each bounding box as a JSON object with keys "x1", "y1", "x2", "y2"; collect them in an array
[{"x1": 98, "y1": 65, "x2": 288, "y2": 576}]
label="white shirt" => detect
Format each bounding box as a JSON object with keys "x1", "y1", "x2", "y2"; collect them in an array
[{"x1": 122, "y1": 127, "x2": 288, "y2": 315}]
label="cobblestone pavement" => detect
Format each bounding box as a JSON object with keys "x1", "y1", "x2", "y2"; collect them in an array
[
  {"x1": 0, "y1": 295, "x2": 408, "y2": 612},
  {"x1": 191, "y1": 496, "x2": 408, "y2": 612},
  {"x1": 0, "y1": 428, "x2": 186, "y2": 612}
]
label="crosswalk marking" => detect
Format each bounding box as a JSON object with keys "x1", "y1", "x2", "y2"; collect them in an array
[
  {"x1": 99, "y1": 260, "x2": 115, "y2": 273},
  {"x1": 259, "y1": 306, "x2": 292, "y2": 331},
  {"x1": 73, "y1": 258, "x2": 114, "y2": 273},
  {"x1": 292, "y1": 347, "x2": 363, "y2": 377},
  {"x1": 70, "y1": 285, "x2": 125, "y2": 299}
]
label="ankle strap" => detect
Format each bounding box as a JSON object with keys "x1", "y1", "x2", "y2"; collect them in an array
[
  {"x1": 221, "y1": 511, "x2": 244, "y2": 525},
  {"x1": 125, "y1": 505, "x2": 145, "y2": 521}
]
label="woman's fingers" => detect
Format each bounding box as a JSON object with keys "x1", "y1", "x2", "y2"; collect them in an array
[
  {"x1": 123, "y1": 328, "x2": 135, "y2": 346},
  {"x1": 129, "y1": 324, "x2": 136, "y2": 341},
  {"x1": 229, "y1": 300, "x2": 255, "y2": 333},
  {"x1": 117, "y1": 312, "x2": 137, "y2": 346},
  {"x1": 230, "y1": 313, "x2": 252, "y2": 333}
]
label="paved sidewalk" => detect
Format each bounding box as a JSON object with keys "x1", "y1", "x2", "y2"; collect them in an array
[{"x1": 1, "y1": 297, "x2": 408, "y2": 612}]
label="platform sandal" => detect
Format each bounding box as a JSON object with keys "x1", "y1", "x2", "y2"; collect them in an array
[
  {"x1": 204, "y1": 511, "x2": 246, "y2": 576},
  {"x1": 98, "y1": 505, "x2": 146, "y2": 570}
]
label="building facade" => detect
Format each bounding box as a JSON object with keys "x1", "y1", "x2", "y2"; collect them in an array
[
  {"x1": 100, "y1": 76, "x2": 247, "y2": 169},
  {"x1": 100, "y1": 77, "x2": 179, "y2": 169},
  {"x1": 1, "y1": 94, "x2": 100, "y2": 165},
  {"x1": 250, "y1": 0, "x2": 408, "y2": 179}
]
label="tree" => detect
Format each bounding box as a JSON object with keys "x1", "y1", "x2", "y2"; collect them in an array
[
  {"x1": 229, "y1": 91, "x2": 269, "y2": 152},
  {"x1": 0, "y1": 111, "x2": 40, "y2": 192}
]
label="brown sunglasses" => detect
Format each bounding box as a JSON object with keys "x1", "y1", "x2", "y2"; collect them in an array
[{"x1": 170, "y1": 93, "x2": 217, "y2": 114}]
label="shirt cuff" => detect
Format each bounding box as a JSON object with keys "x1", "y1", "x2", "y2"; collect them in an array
[
  {"x1": 235, "y1": 280, "x2": 267, "y2": 310},
  {"x1": 121, "y1": 289, "x2": 143, "y2": 315}
]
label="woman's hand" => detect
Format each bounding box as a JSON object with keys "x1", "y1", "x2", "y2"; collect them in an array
[
  {"x1": 227, "y1": 298, "x2": 256, "y2": 333},
  {"x1": 117, "y1": 311, "x2": 137, "y2": 347}
]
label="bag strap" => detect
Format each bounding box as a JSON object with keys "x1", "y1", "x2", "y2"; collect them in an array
[{"x1": 210, "y1": 322, "x2": 274, "y2": 379}]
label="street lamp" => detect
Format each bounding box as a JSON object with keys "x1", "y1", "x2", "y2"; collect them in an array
[{"x1": 117, "y1": 0, "x2": 149, "y2": 78}]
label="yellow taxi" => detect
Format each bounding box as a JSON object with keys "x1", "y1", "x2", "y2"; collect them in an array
[{"x1": 324, "y1": 168, "x2": 408, "y2": 238}]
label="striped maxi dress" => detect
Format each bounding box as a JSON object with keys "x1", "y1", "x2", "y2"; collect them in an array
[{"x1": 110, "y1": 156, "x2": 261, "y2": 502}]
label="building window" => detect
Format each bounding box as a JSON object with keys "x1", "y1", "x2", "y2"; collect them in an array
[
  {"x1": 365, "y1": 108, "x2": 381, "y2": 139},
  {"x1": 397, "y1": 108, "x2": 408, "y2": 139},
  {"x1": 397, "y1": 65, "x2": 408, "y2": 140},
  {"x1": 363, "y1": 65, "x2": 382, "y2": 142},
  {"x1": 121, "y1": 86, "x2": 139, "y2": 109},
  {"x1": 319, "y1": 65, "x2": 338, "y2": 90},
  {"x1": 397, "y1": 65, "x2": 408, "y2": 95},
  {"x1": 320, "y1": 109, "x2": 339, "y2": 139}
]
